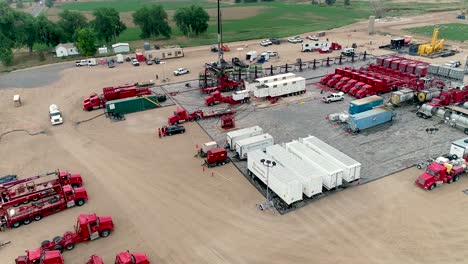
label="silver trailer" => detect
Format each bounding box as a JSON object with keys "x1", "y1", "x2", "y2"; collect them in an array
[
  {"x1": 299, "y1": 136, "x2": 361, "y2": 182},
  {"x1": 247, "y1": 149, "x2": 303, "y2": 205},
  {"x1": 225, "y1": 126, "x2": 263, "y2": 150},
  {"x1": 235, "y1": 133, "x2": 274, "y2": 160},
  {"x1": 285, "y1": 141, "x2": 343, "y2": 190},
  {"x1": 266, "y1": 145, "x2": 323, "y2": 197}
]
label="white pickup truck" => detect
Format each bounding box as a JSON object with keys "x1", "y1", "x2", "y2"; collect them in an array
[
  {"x1": 49, "y1": 104, "x2": 63, "y2": 125},
  {"x1": 322, "y1": 92, "x2": 344, "y2": 103},
  {"x1": 75, "y1": 58, "x2": 97, "y2": 67}
]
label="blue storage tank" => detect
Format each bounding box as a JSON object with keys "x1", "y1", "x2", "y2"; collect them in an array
[
  {"x1": 348, "y1": 108, "x2": 393, "y2": 132},
  {"x1": 349, "y1": 96, "x2": 384, "y2": 115}
]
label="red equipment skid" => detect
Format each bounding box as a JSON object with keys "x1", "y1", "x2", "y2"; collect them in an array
[
  {"x1": 0, "y1": 170, "x2": 83, "y2": 209},
  {"x1": 428, "y1": 89, "x2": 468, "y2": 107},
  {"x1": 205, "y1": 90, "x2": 250, "y2": 106},
  {"x1": 1, "y1": 185, "x2": 88, "y2": 229},
  {"x1": 205, "y1": 148, "x2": 230, "y2": 167},
  {"x1": 168, "y1": 108, "x2": 237, "y2": 125},
  {"x1": 39, "y1": 213, "x2": 114, "y2": 253},
  {"x1": 83, "y1": 85, "x2": 152, "y2": 111},
  {"x1": 16, "y1": 248, "x2": 63, "y2": 264}
]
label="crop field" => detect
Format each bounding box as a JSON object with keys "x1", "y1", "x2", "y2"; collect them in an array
[{"x1": 407, "y1": 23, "x2": 468, "y2": 42}]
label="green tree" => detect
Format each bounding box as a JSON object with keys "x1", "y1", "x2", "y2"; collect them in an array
[
  {"x1": 132, "y1": 5, "x2": 171, "y2": 39},
  {"x1": 45, "y1": 0, "x2": 55, "y2": 8},
  {"x1": 174, "y1": 5, "x2": 209, "y2": 36},
  {"x1": 325, "y1": 0, "x2": 336, "y2": 5},
  {"x1": 344, "y1": 0, "x2": 351, "y2": 5},
  {"x1": 58, "y1": 10, "x2": 87, "y2": 42},
  {"x1": 92, "y1": 7, "x2": 126, "y2": 44},
  {"x1": 17, "y1": 0, "x2": 24, "y2": 8},
  {"x1": 76, "y1": 27, "x2": 96, "y2": 56},
  {"x1": 36, "y1": 14, "x2": 63, "y2": 47},
  {"x1": 0, "y1": 32, "x2": 14, "y2": 65},
  {"x1": 23, "y1": 15, "x2": 38, "y2": 54}
]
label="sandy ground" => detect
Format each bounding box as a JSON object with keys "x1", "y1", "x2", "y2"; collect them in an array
[{"x1": 1, "y1": 10, "x2": 468, "y2": 264}]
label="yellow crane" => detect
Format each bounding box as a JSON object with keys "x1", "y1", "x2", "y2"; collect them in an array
[{"x1": 418, "y1": 26, "x2": 445, "y2": 56}]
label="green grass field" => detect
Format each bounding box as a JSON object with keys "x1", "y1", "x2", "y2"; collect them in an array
[{"x1": 407, "y1": 23, "x2": 468, "y2": 42}]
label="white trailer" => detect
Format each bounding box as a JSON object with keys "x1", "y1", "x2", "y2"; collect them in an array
[
  {"x1": 299, "y1": 136, "x2": 361, "y2": 182},
  {"x1": 245, "y1": 73, "x2": 296, "y2": 92},
  {"x1": 225, "y1": 126, "x2": 263, "y2": 150},
  {"x1": 302, "y1": 41, "x2": 331, "y2": 52},
  {"x1": 116, "y1": 54, "x2": 124, "y2": 63},
  {"x1": 247, "y1": 149, "x2": 303, "y2": 205},
  {"x1": 450, "y1": 138, "x2": 468, "y2": 159},
  {"x1": 285, "y1": 141, "x2": 343, "y2": 189},
  {"x1": 236, "y1": 133, "x2": 274, "y2": 160},
  {"x1": 266, "y1": 145, "x2": 323, "y2": 197},
  {"x1": 253, "y1": 77, "x2": 306, "y2": 98},
  {"x1": 86, "y1": 58, "x2": 97, "y2": 66}
]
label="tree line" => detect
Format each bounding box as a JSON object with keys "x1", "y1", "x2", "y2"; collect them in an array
[{"x1": 0, "y1": 2, "x2": 210, "y2": 65}]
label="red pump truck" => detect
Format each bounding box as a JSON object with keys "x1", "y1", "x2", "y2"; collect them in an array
[
  {"x1": 83, "y1": 85, "x2": 152, "y2": 111},
  {"x1": 415, "y1": 157, "x2": 467, "y2": 190},
  {"x1": 16, "y1": 248, "x2": 63, "y2": 264},
  {"x1": 168, "y1": 108, "x2": 237, "y2": 125}
]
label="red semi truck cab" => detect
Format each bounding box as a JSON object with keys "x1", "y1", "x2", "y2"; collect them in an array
[
  {"x1": 415, "y1": 160, "x2": 466, "y2": 190},
  {"x1": 355, "y1": 84, "x2": 374, "y2": 98},
  {"x1": 115, "y1": 251, "x2": 150, "y2": 264},
  {"x1": 83, "y1": 93, "x2": 105, "y2": 111},
  {"x1": 349, "y1": 82, "x2": 365, "y2": 97},
  {"x1": 326, "y1": 74, "x2": 342, "y2": 87},
  {"x1": 168, "y1": 109, "x2": 203, "y2": 125},
  {"x1": 320, "y1": 73, "x2": 334, "y2": 85},
  {"x1": 342, "y1": 80, "x2": 358, "y2": 93},
  {"x1": 16, "y1": 248, "x2": 63, "y2": 264},
  {"x1": 335, "y1": 77, "x2": 350, "y2": 90}
]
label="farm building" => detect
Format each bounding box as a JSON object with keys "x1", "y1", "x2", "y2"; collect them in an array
[
  {"x1": 55, "y1": 43, "x2": 79, "y2": 57},
  {"x1": 112, "y1": 43, "x2": 130, "y2": 53},
  {"x1": 143, "y1": 46, "x2": 184, "y2": 60}
]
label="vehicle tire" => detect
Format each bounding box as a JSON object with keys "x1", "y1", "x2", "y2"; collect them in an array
[
  {"x1": 448, "y1": 178, "x2": 453, "y2": 184},
  {"x1": 181, "y1": 130, "x2": 185, "y2": 134},
  {"x1": 416, "y1": 112, "x2": 422, "y2": 118},
  {"x1": 168, "y1": 132, "x2": 172, "y2": 136},
  {"x1": 451, "y1": 154, "x2": 458, "y2": 160},
  {"x1": 53, "y1": 245, "x2": 63, "y2": 253},
  {"x1": 65, "y1": 243, "x2": 75, "y2": 251},
  {"x1": 195, "y1": 115, "x2": 201, "y2": 121},
  {"x1": 71, "y1": 183, "x2": 80, "y2": 188},
  {"x1": 76, "y1": 199, "x2": 85, "y2": 206},
  {"x1": 429, "y1": 184, "x2": 435, "y2": 190},
  {"x1": 11, "y1": 221, "x2": 21, "y2": 228},
  {"x1": 454, "y1": 175, "x2": 460, "y2": 182},
  {"x1": 23, "y1": 218, "x2": 32, "y2": 225},
  {"x1": 23, "y1": 200, "x2": 30, "y2": 204},
  {"x1": 41, "y1": 240, "x2": 50, "y2": 247},
  {"x1": 464, "y1": 128, "x2": 468, "y2": 135},
  {"x1": 32, "y1": 197, "x2": 40, "y2": 201},
  {"x1": 416, "y1": 164, "x2": 422, "y2": 169},
  {"x1": 221, "y1": 161, "x2": 226, "y2": 165},
  {"x1": 248, "y1": 170, "x2": 252, "y2": 176},
  {"x1": 87, "y1": 107, "x2": 93, "y2": 111},
  {"x1": 53, "y1": 236, "x2": 63, "y2": 243},
  {"x1": 34, "y1": 214, "x2": 42, "y2": 221},
  {"x1": 100, "y1": 229, "x2": 111, "y2": 238}
]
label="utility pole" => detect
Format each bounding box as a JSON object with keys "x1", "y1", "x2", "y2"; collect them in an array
[
  {"x1": 217, "y1": 0, "x2": 222, "y2": 67},
  {"x1": 258, "y1": 159, "x2": 276, "y2": 211}
]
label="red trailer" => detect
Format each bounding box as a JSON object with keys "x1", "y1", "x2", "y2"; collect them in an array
[
  {"x1": 1, "y1": 185, "x2": 88, "y2": 229},
  {"x1": 16, "y1": 248, "x2": 63, "y2": 264},
  {"x1": 0, "y1": 170, "x2": 83, "y2": 210},
  {"x1": 135, "y1": 53, "x2": 145, "y2": 62},
  {"x1": 204, "y1": 148, "x2": 230, "y2": 168},
  {"x1": 168, "y1": 108, "x2": 237, "y2": 125},
  {"x1": 39, "y1": 213, "x2": 114, "y2": 253},
  {"x1": 83, "y1": 86, "x2": 152, "y2": 111}
]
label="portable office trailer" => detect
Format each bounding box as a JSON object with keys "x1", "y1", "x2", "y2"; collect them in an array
[
  {"x1": 245, "y1": 73, "x2": 296, "y2": 91},
  {"x1": 285, "y1": 141, "x2": 343, "y2": 189},
  {"x1": 349, "y1": 96, "x2": 384, "y2": 115},
  {"x1": 253, "y1": 77, "x2": 306, "y2": 98},
  {"x1": 225, "y1": 126, "x2": 263, "y2": 150},
  {"x1": 299, "y1": 136, "x2": 361, "y2": 182},
  {"x1": 266, "y1": 145, "x2": 323, "y2": 197},
  {"x1": 347, "y1": 108, "x2": 393, "y2": 132},
  {"x1": 235, "y1": 133, "x2": 274, "y2": 159},
  {"x1": 247, "y1": 149, "x2": 303, "y2": 205},
  {"x1": 143, "y1": 47, "x2": 184, "y2": 60}
]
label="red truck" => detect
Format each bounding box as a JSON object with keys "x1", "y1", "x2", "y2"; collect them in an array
[
  {"x1": 0, "y1": 170, "x2": 83, "y2": 209},
  {"x1": 1, "y1": 185, "x2": 88, "y2": 229},
  {"x1": 205, "y1": 90, "x2": 250, "y2": 106},
  {"x1": 16, "y1": 248, "x2": 63, "y2": 264},
  {"x1": 326, "y1": 74, "x2": 342, "y2": 87},
  {"x1": 205, "y1": 148, "x2": 230, "y2": 167},
  {"x1": 83, "y1": 85, "x2": 152, "y2": 111},
  {"x1": 428, "y1": 89, "x2": 468, "y2": 107},
  {"x1": 335, "y1": 77, "x2": 350, "y2": 91},
  {"x1": 39, "y1": 213, "x2": 114, "y2": 253},
  {"x1": 342, "y1": 79, "x2": 358, "y2": 93},
  {"x1": 415, "y1": 157, "x2": 466, "y2": 190},
  {"x1": 348, "y1": 82, "x2": 367, "y2": 97},
  {"x1": 168, "y1": 108, "x2": 237, "y2": 125},
  {"x1": 87, "y1": 251, "x2": 150, "y2": 264},
  {"x1": 320, "y1": 73, "x2": 335, "y2": 85}
]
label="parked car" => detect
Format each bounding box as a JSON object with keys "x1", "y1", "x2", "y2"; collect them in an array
[
  {"x1": 154, "y1": 57, "x2": 161, "y2": 64},
  {"x1": 174, "y1": 68, "x2": 190, "y2": 76},
  {"x1": 146, "y1": 59, "x2": 153, "y2": 65},
  {"x1": 163, "y1": 125, "x2": 186, "y2": 136},
  {"x1": 125, "y1": 56, "x2": 132, "y2": 62},
  {"x1": 265, "y1": 51, "x2": 278, "y2": 57},
  {"x1": 445, "y1": 60, "x2": 461, "y2": 68},
  {"x1": 322, "y1": 92, "x2": 344, "y2": 103},
  {"x1": 210, "y1": 44, "x2": 218, "y2": 52},
  {"x1": 341, "y1": 48, "x2": 355, "y2": 57},
  {"x1": 270, "y1": 38, "x2": 280, "y2": 45},
  {"x1": 307, "y1": 35, "x2": 319, "y2": 41},
  {"x1": 288, "y1": 36, "x2": 303, "y2": 43},
  {"x1": 260, "y1": 39, "x2": 273, "y2": 46},
  {"x1": 232, "y1": 57, "x2": 248, "y2": 68},
  {"x1": 131, "y1": 59, "x2": 140, "y2": 66}
]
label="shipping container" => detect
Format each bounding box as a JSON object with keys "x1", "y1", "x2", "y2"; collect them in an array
[
  {"x1": 105, "y1": 95, "x2": 166, "y2": 115},
  {"x1": 449, "y1": 68, "x2": 464, "y2": 81},
  {"x1": 390, "y1": 89, "x2": 414, "y2": 106},
  {"x1": 437, "y1": 65, "x2": 451, "y2": 77},
  {"x1": 299, "y1": 136, "x2": 361, "y2": 182},
  {"x1": 349, "y1": 95, "x2": 384, "y2": 115},
  {"x1": 236, "y1": 133, "x2": 274, "y2": 159},
  {"x1": 266, "y1": 145, "x2": 323, "y2": 197},
  {"x1": 247, "y1": 149, "x2": 303, "y2": 205},
  {"x1": 225, "y1": 126, "x2": 263, "y2": 150},
  {"x1": 285, "y1": 141, "x2": 343, "y2": 190},
  {"x1": 428, "y1": 64, "x2": 440, "y2": 75},
  {"x1": 347, "y1": 108, "x2": 393, "y2": 132}
]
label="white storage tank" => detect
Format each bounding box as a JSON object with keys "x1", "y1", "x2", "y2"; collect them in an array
[
  {"x1": 285, "y1": 141, "x2": 343, "y2": 189},
  {"x1": 225, "y1": 126, "x2": 263, "y2": 150},
  {"x1": 299, "y1": 136, "x2": 361, "y2": 182},
  {"x1": 247, "y1": 149, "x2": 303, "y2": 205},
  {"x1": 235, "y1": 133, "x2": 274, "y2": 160},
  {"x1": 266, "y1": 145, "x2": 323, "y2": 197}
]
